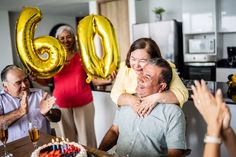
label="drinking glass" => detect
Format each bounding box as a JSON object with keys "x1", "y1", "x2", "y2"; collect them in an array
[
  {"x1": 28, "y1": 121, "x2": 40, "y2": 149},
  {"x1": 0, "y1": 123, "x2": 13, "y2": 157}
]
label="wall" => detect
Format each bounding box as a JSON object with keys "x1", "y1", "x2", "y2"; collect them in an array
[
  {"x1": 222, "y1": 33, "x2": 236, "y2": 58},
  {"x1": 9, "y1": 12, "x2": 77, "y2": 67},
  {"x1": 149, "y1": 0, "x2": 183, "y2": 22},
  {"x1": 135, "y1": 0, "x2": 150, "y2": 23},
  {"x1": 0, "y1": 11, "x2": 14, "y2": 86},
  {"x1": 135, "y1": 0, "x2": 183, "y2": 23}
]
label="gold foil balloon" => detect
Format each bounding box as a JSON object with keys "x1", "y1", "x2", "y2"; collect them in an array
[
  {"x1": 16, "y1": 7, "x2": 67, "y2": 79},
  {"x1": 78, "y1": 14, "x2": 120, "y2": 83}
]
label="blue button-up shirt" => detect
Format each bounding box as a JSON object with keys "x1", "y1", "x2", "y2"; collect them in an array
[
  {"x1": 114, "y1": 104, "x2": 187, "y2": 157},
  {"x1": 0, "y1": 88, "x2": 51, "y2": 143}
]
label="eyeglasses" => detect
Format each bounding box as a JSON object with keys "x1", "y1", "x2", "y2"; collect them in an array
[{"x1": 6, "y1": 77, "x2": 29, "y2": 87}]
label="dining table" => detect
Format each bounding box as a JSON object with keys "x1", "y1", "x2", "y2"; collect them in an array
[{"x1": 0, "y1": 133, "x2": 113, "y2": 157}]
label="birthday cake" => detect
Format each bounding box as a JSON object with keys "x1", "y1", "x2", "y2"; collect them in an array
[{"x1": 31, "y1": 141, "x2": 87, "y2": 157}]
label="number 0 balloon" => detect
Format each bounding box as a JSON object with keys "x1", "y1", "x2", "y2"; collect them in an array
[
  {"x1": 78, "y1": 15, "x2": 120, "y2": 83},
  {"x1": 16, "y1": 7, "x2": 67, "y2": 79}
]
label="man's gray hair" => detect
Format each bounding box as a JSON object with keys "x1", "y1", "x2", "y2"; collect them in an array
[
  {"x1": 148, "y1": 58, "x2": 172, "y2": 90},
  {"x1": 1, "y1": 65, "x2": 21, "y2": 82}
]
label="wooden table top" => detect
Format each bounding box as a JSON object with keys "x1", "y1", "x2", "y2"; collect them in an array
[{"x1": 0, "y1": 133, "x2": 112, "y2": 157}]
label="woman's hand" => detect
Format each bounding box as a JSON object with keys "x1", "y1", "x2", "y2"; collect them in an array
[
  {"x1": 126, "y1": 95, "x2": 141, "y2": 114},
  {"x1": 222, "y1": 104, "x2": 231, "y2": 130},
  {"x1": 137, "y1": 94, "x2": 159, "y2": 117},
  {"x1": 191, "y1": 80, "x2": 226, "y2": 136},
  {"x1": 92, "y1": 71, "x2": 117, "y2": 86},
  {"x1": 28, "y1": 73, "x2": 36, "y2": 81}
]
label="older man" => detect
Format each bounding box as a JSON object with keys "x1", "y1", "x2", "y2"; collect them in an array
[
  {"x1": 99, "y1": 58, "x2": 187, "y2": 157},
  {"x1": 0, "y1": 65, "x2": 60, "y2": 143}
]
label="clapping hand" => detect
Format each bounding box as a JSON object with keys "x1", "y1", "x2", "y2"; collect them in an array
[
  {"x1": 39, "y1": 92, "x2": 56, "y2": 115},
  {"x1": 191, "y1": 80, "x2": 230, "y2": 136},
  {"x1": 19, "y1": 91, "x2": 28, "y2": 115}
]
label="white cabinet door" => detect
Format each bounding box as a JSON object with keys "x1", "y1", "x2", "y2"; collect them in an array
[
  {"x1": 182, "y1": 0, "x2": 215, "y2": 33},
  {"x1": 216, "y1": 68, "x2": 236, "y2": 82},
  {"x1": 219, "y1": 0, "x2": 236, "y2": 32}
]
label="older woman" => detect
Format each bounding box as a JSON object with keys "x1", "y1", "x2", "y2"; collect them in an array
[
  {"x1": 111, "y1": 38, "x2": 188, "y2": 116},
  {"x1": 35, "y1": 25, "x2": 115, "y2": 147}
]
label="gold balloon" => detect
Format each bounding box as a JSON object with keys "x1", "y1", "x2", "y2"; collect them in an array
[
  {"x1": 16, "y1": 7, "x2": 67, "y2": 79},
  {"x1": 78, "y1": 14, "x2": 120, "y2": 83}
]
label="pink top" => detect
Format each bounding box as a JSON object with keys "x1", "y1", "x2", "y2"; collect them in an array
[{"x1": 53, "y1": 53, "x2": 93, "y2": 108}]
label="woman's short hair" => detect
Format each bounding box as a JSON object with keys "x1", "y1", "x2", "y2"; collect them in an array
[
  {"x1": 55, "y1": 25, "x2": 76, "y2": 38},
  {"x1": 55, "y1": 25, "x2": 78, "y2": 51},
  {"x1": 125, "y1": 38, "x2": 162, "y2": 68}
]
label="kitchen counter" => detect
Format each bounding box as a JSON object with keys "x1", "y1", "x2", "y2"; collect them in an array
[
  {"x1": 183, "y1": 80, "x2": 236, "y2": 104},
  {"x1": 217, "y1": 59, "x2": 236, "y2": 68}
]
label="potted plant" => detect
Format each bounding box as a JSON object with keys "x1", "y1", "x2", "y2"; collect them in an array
[{"x1": 152, "y1": 7, "x2": 165, "y2": 21}]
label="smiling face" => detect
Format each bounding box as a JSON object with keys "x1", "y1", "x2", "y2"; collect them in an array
[
  {"x1": 3, "y1": 68, "x2": 30, "y2": 98},
  {"x1": 136, "y1": 64, "x2": 166, "y2": 98},
  {"x1": 129, "y1": 49, "x2": 151, "y2": 75},
  {"x1": 57, "y1": 30, "x2": 75, "y2": 53}
]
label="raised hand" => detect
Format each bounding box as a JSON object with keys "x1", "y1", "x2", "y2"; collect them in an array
[
  {"x1": 19, "y1": 91, "x2": 28, "y2": 115},
  {"x1": 191, "y1": 80, "x2": 226, "y2": 136},
  {"x1": 39, "y1": 92, "x2": 56, "y2": 115}
]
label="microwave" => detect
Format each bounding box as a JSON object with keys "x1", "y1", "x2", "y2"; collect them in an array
[{"x1": 189, "y1": 39, "x2": 215, "y2": 53}]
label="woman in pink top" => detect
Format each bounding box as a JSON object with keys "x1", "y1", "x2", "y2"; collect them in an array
[{"x1": 35, "y1": 25, "x2": 115, "y2": 147}]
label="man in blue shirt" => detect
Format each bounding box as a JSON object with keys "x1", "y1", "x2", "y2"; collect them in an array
[
  {"x1": 99, "y1": 58, "x2": 187, "y2": 157},
  {"x1": 0, "y1": 65, "x2": 60, "y2": 143}
]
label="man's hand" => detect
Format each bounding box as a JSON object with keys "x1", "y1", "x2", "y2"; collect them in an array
[
  {"x1": 39, "y1": 93, "x2": 56, "y2": 115},
  {"x1": 19, "y1": 91, "x2": 28, "y2": 115}
]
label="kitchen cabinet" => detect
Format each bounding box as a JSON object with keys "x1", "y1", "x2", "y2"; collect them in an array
[
  {"x1": 182, "y1": 0, "x2": 224, "y2": 64},
  {"x1": 182, "y1": 0, "x2": 216, "y2": 34},
  {"x1": 216, "y1": 67, "x2": 236, "y2": 82},
  {"x1": 219, "y1": 0, "x2": 236, "y2": 32}
]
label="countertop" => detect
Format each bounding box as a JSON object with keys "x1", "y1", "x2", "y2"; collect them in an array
[
  {"x1": 183, "y1": 80, "x2": 236, "y2": 104},
  {"x1": 217, "y1": 59, "x2": 236, "y2": 68}
]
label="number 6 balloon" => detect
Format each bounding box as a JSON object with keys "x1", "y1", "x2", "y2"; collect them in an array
[
  {"x1": 78, "y1": 15, "x2": 120, "y2": 83},
  {"x1": 16, "y1": 7, "x2": 67, "y2": 79}
]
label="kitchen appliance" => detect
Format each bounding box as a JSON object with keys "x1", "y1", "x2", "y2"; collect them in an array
[
  {"x1": 132, "y1": 20, "x2": 183, "y2": 75},
  {"x1": 189, "y1": 39, "x2": 215, "y2": 53},
  {"x1": 227, "y1": 46, "x2": 236, "y2": 67},
  {"x1": 183, "y1": 62, "x2": 216, "y2": 81}
]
